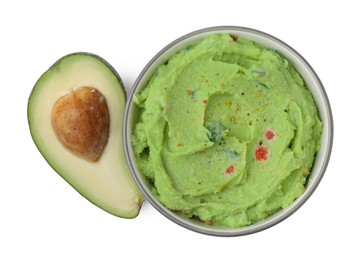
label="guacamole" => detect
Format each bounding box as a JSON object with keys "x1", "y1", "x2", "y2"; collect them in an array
[{"x1": 132, "y1": 34, "x2": 323, "y2": 228}]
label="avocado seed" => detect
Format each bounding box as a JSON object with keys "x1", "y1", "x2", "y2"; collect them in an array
[{"x1": 51, "y1": 87, "x2": 110, "y2": 161}]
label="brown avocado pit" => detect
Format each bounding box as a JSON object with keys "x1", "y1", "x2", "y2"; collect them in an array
[{"x1": 51, "y1": 87, "x2": 110, "y2": 162}]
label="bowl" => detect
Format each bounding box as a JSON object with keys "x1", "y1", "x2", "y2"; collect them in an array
[{"x1": 123, "y1": 26, "x2": 333, "y2": 236}]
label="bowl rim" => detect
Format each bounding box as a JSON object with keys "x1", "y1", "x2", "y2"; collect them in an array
[{"x1": 123, "y1": 25, "x2": 334, "y2": 236}]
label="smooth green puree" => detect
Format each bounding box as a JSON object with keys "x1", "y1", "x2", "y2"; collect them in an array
[{"x1": 132, "y1": 34, "x2": 323, "y2": 228}]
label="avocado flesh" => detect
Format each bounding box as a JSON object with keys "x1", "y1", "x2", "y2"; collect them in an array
[{"x1": 28, "y1": 53, "x2": 143, "y2": 218}]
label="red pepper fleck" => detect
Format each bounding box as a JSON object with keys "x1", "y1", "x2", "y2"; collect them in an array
[
  {"x1": 201, "y1": 114, "x2": 204, "y2": 121},
  {"x1": 224, "y1": 165, "x2": 235, "y2": 175},
  {"x1": 202, "y1": 99, "x2": 208, "y2": 104},
  {"x1": 255, "y1": 145, "x2": 268, "y2": 161},
  {"x1": 265, "y1": 129, "x2": 275, "y2": 141}
]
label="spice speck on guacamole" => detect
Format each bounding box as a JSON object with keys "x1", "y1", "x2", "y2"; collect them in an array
[{"x1": 132, "y1": 33, "x2": 323, "y2": 228}]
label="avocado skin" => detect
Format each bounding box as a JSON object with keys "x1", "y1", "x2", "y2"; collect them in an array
[{"x1": 28, "y1": 52, "x2": 143, "y2": 219}]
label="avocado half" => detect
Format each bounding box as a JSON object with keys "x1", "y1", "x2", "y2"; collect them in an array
[{"x1": 28, "y1": 53, "x2": 143, "y2": 218}]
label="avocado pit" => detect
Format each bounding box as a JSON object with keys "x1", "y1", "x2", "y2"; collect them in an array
[{"x1": 51, "y1": 87, "x2": 110, "y2": 162}]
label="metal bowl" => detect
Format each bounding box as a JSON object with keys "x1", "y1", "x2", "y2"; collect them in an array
[{"x1": 123, "y1": 26, "x2": 333, "y2": 236}]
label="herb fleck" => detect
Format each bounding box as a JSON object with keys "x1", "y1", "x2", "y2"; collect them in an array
[{"x1": 229, "y1": 33, "x2": 238, "y2": 41}]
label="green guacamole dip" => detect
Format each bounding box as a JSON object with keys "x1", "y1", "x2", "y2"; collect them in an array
[{"x1": 132, "y1": 34, "x2": 323, "y2": 228}]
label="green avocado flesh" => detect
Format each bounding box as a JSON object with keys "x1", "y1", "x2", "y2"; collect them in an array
[
  {"x1": 132, "y1": 34, "x2": 323, "y2": 227},
  {"x1": 28, "y1": 53, "x2": 142, "y2": 218}
]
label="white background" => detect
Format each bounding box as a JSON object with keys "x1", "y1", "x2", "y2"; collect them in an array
[{"x1": 1, "y1": 0, "x2": 360, "y2": 259}]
